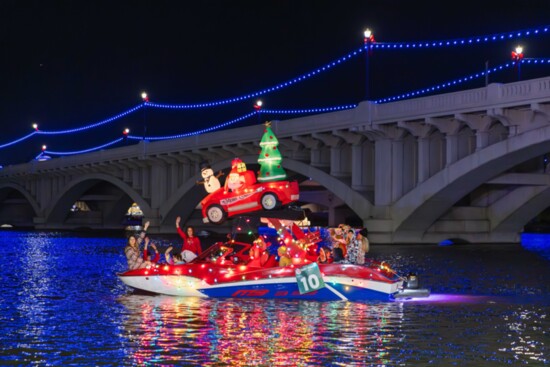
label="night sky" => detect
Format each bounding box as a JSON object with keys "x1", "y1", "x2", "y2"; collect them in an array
[{"x1": 1, "y1": 1, "x2": 550, "y2": 165}]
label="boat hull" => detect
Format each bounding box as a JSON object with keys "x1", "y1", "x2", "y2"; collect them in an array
[{"x1": 118, "y1": 263, "x2": 404, "y2": 301}]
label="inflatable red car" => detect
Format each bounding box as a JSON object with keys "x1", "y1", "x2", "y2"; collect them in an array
[{"x1": 201, "y1": 176, "x2": 300, "y2": 224}]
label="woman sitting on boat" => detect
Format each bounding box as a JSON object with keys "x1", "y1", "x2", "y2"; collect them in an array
[
  {"x1": 124, "y1": 234, "x2": 154, "y2": 270},
  {"x1": 317, "y1": 246, "x2": 332, "y2": 264}
]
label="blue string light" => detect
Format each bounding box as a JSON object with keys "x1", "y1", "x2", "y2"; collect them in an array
[
  {"x1": 36, "y1": 106, "x2": 358, "y2": 157},
  {"x1": 127, "y1": 112, "x2": 258, "y2": 140},
  {"x1": 261, "y1": 105, "x2": 357, "y2": 114},
  {"x1": 374, "y1": 59, "x2": 550, "y2": 103},
  {"x1": 38, "y1": 104, "x2": 143, "y2": 134},
  {"x1": 373, "y1": 25, "x2": 550, "y2": 50},
  {"x1": 44, "y1": 138, "x2": 124, "y2": 156},
  {"x1": 1, "y1": 24, "x2": 549, "y2": 156},
  {"x1": 144, "y1": 47, "x2": 365, "y2": 109},
  {"x1": 0, "y1": 105, "x2": 142, "y2": 151},
  {"x1": 0, "y1": 132, "x2": 38, "y2": 149},
  {"x1": 522, "y1": 58, "x2": 550, "y2": 65}
]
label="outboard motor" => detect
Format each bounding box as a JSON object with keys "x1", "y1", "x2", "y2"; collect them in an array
[
  {"x1": 405, "y1": 272, "x2": 419, "y2": 289},
  {"x1": 393, "y1": 272, "x2": 430, "y2": 299}
]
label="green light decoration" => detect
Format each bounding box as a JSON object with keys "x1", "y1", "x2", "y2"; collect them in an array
[{"x1": 257, "y1": 122, "x2": 287, "y2": 182}]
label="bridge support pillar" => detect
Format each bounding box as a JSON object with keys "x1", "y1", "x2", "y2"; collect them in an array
[
  {"x1": 131, "y1": 168, "x2": 141, "y2": 190},
  {"x1": 446, "y1": 134, "x2": 459, "y2": 166},
  {"x1": 418, "y1": 137, "x2": 430, "y2": 184},
  {"x1": 351, "y1": 144, "x2": 370, "y2": 191},
  {"x1": 170, "y1": 163, "x2": 179, "y2": 195},
  {"x1": 38, "y1": 177, "x2": 52, "y2": 210},
  {"x1": 330, "y1": 146, "x2": 351, "y2": 178},
  {"x1": 310, "y1": 149, "x2": 322, "y2": 167},
  {"x1": 150, "y1": 165, "x2": 167, "y2": 209},
  {"x1": 391, "y1": 139, "x2": 404, "y2": 201},
  {"x1": 476, "y1": 131, "x2": 489, "y2": 151},
  {"x1": 375, "y1": 139, "x2": 392, "y2": 205},
  {"x1": 141, "y1": 167, "x2": 150, "y2": 199}
]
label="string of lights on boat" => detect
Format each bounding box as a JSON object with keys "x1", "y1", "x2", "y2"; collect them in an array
[{"x1": 2, "y1": 24, "x2": 550, "y2": 160}]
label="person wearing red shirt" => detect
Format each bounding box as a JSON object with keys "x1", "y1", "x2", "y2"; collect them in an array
[
  {"x1": 142, "y1": 236, "x2": 160, "y2": 263},
  {"x1": 175, "y1": 216, "x2": 202, "y2": 256}
]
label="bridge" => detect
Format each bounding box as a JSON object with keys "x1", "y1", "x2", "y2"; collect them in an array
[{"x1": 2, "y1": 76, "x2": 550, "y2": 244}]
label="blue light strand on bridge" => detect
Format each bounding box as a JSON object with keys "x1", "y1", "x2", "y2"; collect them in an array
[
  {"x1": 0, "y1": 45, "x2": 367, "y2": 151},
  {"x1": 38, "y1": 104, "x2": 144, "y2": 135},
  {"x1": 32, "y1": 105, "x2": 361, "y2": 157},
  {"x1": 0, "y1": 132, "x2": 38, "y2": 149},
  {"x1": 261, "y1": 105, "x2": 357, "y2": 114},
  {"x1": 144, "y1": 48, "x2": 366, "y2": 110},
  {"x1": 44, "y1": 138, "x2": 124, "y2": 156},
  {"x1": 375, "y1": 59, "x2": 550, "y2": 103},
  {"x1": 127, "y1": 111, "x2": 257, "y2": 140},
  {"x1": 372, "y1": 25, "x2": 550, "y2": 50},
  {"x1": 0, "y1": 104, "x2": 143, "y2": 151},
  {"x1": 521, "y1": 58, "x2": 550, "y2": 65},
  {"x1": 1, "y1": 24, "x2": 549, "y2": 155},
  {"x1": 145, "y1": 24, "x2": 549, "y2": 110}
]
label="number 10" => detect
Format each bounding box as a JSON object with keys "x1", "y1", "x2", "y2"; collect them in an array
[{"x1": 299, "y1": 274, "x2": 320, "y2": 291}]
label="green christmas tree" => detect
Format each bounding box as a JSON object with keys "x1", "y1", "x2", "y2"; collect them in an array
[{"x1": 257, "y1": 122, "x2": 287, "y2": 182}]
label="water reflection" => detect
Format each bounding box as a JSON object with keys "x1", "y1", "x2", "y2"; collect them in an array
[
  {"x1": 2, "y1": 232, "x2": 549, "y2": 366},
  {"x1": 117, "y1": 295, "x2": 406, "y2": 366},
  {"x1": 501, "y1": 307, "x2": 548, "y2": 364},
  {"x1": 16, "y1": 234, "x2": 58, "y2": 353}
]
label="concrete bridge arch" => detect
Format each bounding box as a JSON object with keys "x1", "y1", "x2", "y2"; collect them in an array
[
  {"x1": 44, "y1": 173, "x2": 152, "y2": 228},
  {"x1": 392, "y1": 123, "x2": 550, "y2": 242},
  {"x1": 490, "y1": 185, "x2": 550, "y2": 234},
  {"x1": 0, "y1": 182, "x2": 40, "y2": 227}
]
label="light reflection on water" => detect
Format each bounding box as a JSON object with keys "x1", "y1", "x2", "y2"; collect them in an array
[
  {"x1": 0, "y1": 231, "x2": 548, "y2": 366},
  {"x1": 117, "y1": 295, "x2": 407, "y2": 366}
]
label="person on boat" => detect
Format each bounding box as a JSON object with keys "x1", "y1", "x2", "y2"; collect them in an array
[
  {"x1": 317, "y1": 246, "x2": 332, "y2": 264},
  {"x1": 124, "y1": 234, "x2": 154, "y2": 270},
  {"x1": 345, "y1": 229, "x2": 362, "y2": 264},
  {"x1": 135, "y1": 220, "x2": 150, "y2": 250},
  {"x1": 330, "y1": 227, "x2": 347, "y2": 258},
  {"x1": 278, "y1": 246, "x2": 292, "y2": 267},
  {"x1": 175, "y1": 216, "x2": 202, "y2": 256},
  {"x1": 356, "y1": 228, "x2": 369, "y2": 264},
  {"x1": 142, "y1": 236, "x2": 160, "y2": 263},
  {"x1": 164, "y1": 246, "x2": 186, "y2": 265},
  {"x1": 248, "y1": 237, "x2": 270, "y2": 267}
]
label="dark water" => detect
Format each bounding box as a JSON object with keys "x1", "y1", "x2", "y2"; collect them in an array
[{"x1": 0, "y1": 231, "x2": 548, "y2": 366}]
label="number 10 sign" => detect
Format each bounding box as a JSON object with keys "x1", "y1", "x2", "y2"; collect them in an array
[{"x1": 295, "y1": 263, "x2": 326, "y2": 294}]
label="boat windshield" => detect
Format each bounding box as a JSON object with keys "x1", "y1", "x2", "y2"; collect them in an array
[{"x1": 193, "y1": 241, "x2": 251, "y2": 265}]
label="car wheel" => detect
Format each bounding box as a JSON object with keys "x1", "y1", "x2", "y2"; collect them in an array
[
  {"x1": 261, "y1": 192, "x2": 279, "y2": 210},
  {"x1": 206, "y1": 205, "x2": 226, "y2": 224}
]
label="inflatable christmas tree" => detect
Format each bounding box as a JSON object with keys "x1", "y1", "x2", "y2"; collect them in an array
[{"x1": 258, "y1": 122, "x2": 287, "y2": 182}]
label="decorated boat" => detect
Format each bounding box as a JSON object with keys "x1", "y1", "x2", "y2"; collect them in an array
[
  {"x1": 119, "y1": 123, "x2": 430, "y2": 301},
  {"x1": 118, "y1": 239, "x2": 428, "y2": 301}
]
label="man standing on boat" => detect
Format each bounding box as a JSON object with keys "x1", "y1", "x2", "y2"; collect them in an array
[{"x1": 175, "y1": 216, "x2": 202, "y2": 259}]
